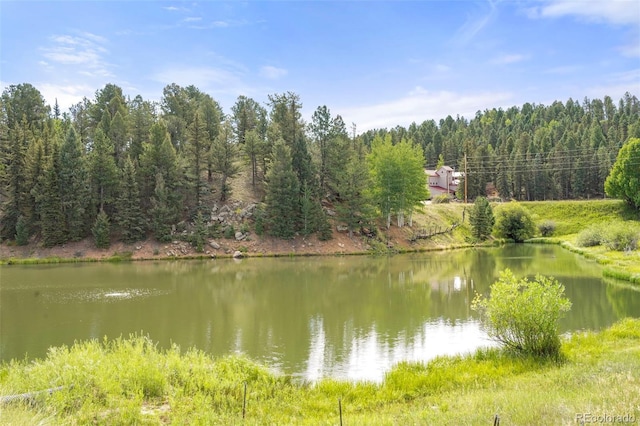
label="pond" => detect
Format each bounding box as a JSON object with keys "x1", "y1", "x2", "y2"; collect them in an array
[{"x1": 1, "y1": 244, "x2": 639, "y2": 382}]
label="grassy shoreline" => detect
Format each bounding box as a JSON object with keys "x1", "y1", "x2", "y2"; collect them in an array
[
  {"x1": 1, "y1": 319, "x2": 638, "y2": 425},
  {"x1": 2, "y1": 199, "x2": 638, "y2": 287}
]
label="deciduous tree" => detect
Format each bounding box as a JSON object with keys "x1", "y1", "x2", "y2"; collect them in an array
[{"x1": 605, "y1": 137, "x2": 640, "y2": 209}]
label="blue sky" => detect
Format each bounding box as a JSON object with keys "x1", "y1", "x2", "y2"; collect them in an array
[{"x1": 1, "y1": 0, "x2": 639, "y2": 131}]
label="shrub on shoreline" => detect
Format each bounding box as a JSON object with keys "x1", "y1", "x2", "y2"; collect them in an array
[
  {"x1": 602, "y1": 222, "x2": 639, "y2": 251},
  {"x1": 472, "y1": 269, "x2": 571, "y2": 358},
  {"x1": 576, "y1": 224, "x2": 604, "y2": 247}
]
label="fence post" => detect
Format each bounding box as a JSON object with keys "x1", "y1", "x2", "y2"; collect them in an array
[{"x1": 242, "y1": 382, "x2": 247, "y2": 419}]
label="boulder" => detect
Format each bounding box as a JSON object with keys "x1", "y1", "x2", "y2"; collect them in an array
[
  {"x1": 209, "y1": 241, "x2": 221, "y2": 250},
  {"x1": 241, "y1": 203, "x2": 257, "y2": 218},
  {"x1": 233, "y1": 250, "x2": 244, "y2": 259},
  {"x1": 336, "y1": 225, "x2": 349, "y2": 232},
  {"x1": 235, "y1": 232, "x2": 246, "y2": 241}
]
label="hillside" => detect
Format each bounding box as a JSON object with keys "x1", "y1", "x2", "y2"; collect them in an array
[{"x1": 3, "y1": 195, "x2": 637, "y2": 266}]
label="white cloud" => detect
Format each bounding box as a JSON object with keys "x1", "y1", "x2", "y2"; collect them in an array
[
  {"x1": 532, "y1": 0, "x2": 640, "y2": 25},
  {"x1": 491, "y1": 53, "x2": 530, "y2": 65},
  {"x1": 187, "y1": 19, "x2": 249, "y2": 30},
  {"x1": 619, "y1": 41, "x2": 640, "y2": 57},
  {"x1": 78, "y1": 31, "x2": 108, "y2": 45},
  {"x1": 260, "y1": 65, "x2": 288, "y2": 80},
  {"x1": 434, "y1": 64, "x2": 452, "y2": 73},
  {"x1": 340, "y1": 87, "x2": 514, "y2": 132},
  {"x1": 452, "y1": 0, "x2": 499, "y2": 45},
  {"x1": 152, "y1": 65, "x2": 253, "y2": 96},
  {"x1": 183, "y1": 17, "x2": 202, "y2": 23},
  {"x1": 544, "y1": 65, "x2": 582, "y2": 75},
  {"x1": 40, "y1": 32, "x2": 112, "y2": 77},
  {"x1": 37, "y1": 83, "x2": 95, "y2": 112}
]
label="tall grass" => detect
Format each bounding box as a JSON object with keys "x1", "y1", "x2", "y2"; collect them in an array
[{"x1": 522, "y1": 199, "x2": 634, "y2": 236}]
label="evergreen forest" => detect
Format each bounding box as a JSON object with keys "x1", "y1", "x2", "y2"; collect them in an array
[{"x1": 1, "y1": 83, "x2": 639, "y2": 247}]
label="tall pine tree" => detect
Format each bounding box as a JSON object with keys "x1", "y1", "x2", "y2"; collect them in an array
[
  {"x1": 264, "y1": 139, "x2": 299, "y2": 239},
  {"x1": 116, "y1": 157, "x2": 146, "y2": 243},
  {"x1": 59, "y1": 127, "x2": 89, "y2": 241},
  {"x1": 40, "y1": 142, "x2": 66, "y2": 247}
]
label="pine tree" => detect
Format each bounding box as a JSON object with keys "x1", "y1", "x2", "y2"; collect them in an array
[
  {"x1": 469, "y1": 196, "x2": 495, "y2": 241},
  {"x1": 185, "y1": 111, "x2": 210, "y2": 212},
  {"x1": 40, "y1": 142, "x2": 67, "y2": 247},
  {"x1": 210, "y1": 121, "x2": 239, "y2": 201},
  {"x1": 268, "y1": 92, "x2": 314, "y2": 187},
  {"x1": 109, "y1": 111, "x2": 128, "y2": 165},
  {"x1": 191, "y1": 211, "x2": 207, "y2": 252},
  {"x1": 22, "y1": 131, "x2": 46, "y2": 232},
  {"x1": 264, "y1": 139, "x2": 299, "y2": 239},
  {"x1": 92, "y1": 209, "x2": 111, "y2": 249},
  {"x1": 139, "y1": 121, "x2": 180, "y2": 213},
  {"x1": 0, "y1": 117, "x2": 29, "y2": 240},
  {"x1": 299, "y1": 181, "x2": 318, "y2": 236},
  {"x1": 317, "y1": 210, "x2": 333, "y2": 241},
  {"x1": 89, "y1": 128, "x2": 118, "y2": 213},
  {"x1": 15, "y1": 215, "x2": 28, "y2": 245},
  {"x1": 59, "y1": 127, "x2": 89, "y2": 241},
  {"x1": 200, "y1": 95, "x2": 223, "y2": 183},
  {"x1": 150, "y1": 173, "x2": 173, "y2": 242},
  {"x1": 128, "y1": 95, "x2": 155, "y2": 163},
  {"x1": 116, "y1": 157, "x2": 146, "y2": 243},
  {"x1": 243, "y1": 129, "x2": 264, "y2": 187},
  {"x1": 336, "y1": 148, "x2": 374, "y2": 237}
]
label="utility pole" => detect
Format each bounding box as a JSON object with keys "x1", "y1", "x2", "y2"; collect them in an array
[{"x1": 464, "y1": 154, "x2": 468, "y2": 204}]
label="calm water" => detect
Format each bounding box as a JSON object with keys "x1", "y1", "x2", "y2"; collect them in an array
[{"x1": 1, "y1": 245, "x2": 639, "y2": 381}]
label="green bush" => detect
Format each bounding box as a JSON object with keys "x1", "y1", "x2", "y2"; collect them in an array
[
  {"x1": 576, "y1": 224, "x2": 604, "y2": 247},
  {"x1": 240, "y1": 222, "x2": 250, "y2": 234},
  {"x1": 602, "y1": 222, "x2": 639, "y2": 251},
  {"x1": 223, "y1": 225, "x2": 235, "y2": 239},
  {"x1": 494, "y1": 203, "x2": 536, "y2": 242},
  {"x1": 472, "y1": 269, "x2": 571, "y2": 358},
  {"x1": 538, "y1": 220, "x2": 556, "y2": 237}
]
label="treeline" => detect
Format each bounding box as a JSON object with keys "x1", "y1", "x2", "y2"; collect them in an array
[
  {"x1": 0, "y1": 84, "x2": 383, "y2": 247},
  {"x1": 0, "y1": 83, "x2": 638, "y2": 248},
  {"x1": 362, "y1": 93, "x2": 640, "y2": 200}
]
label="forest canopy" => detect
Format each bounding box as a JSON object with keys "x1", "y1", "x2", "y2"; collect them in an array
[{"x1": 1, "y1": 82, "x2": 638, "y2": 246}]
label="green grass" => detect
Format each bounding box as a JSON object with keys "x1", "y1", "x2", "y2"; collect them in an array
[
  {"x1": 521, "y1": 199, "x2": 637, "y2": 235},
  {"x1": 1, "y1": 319, "x2": 639, "y2": 425}
]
